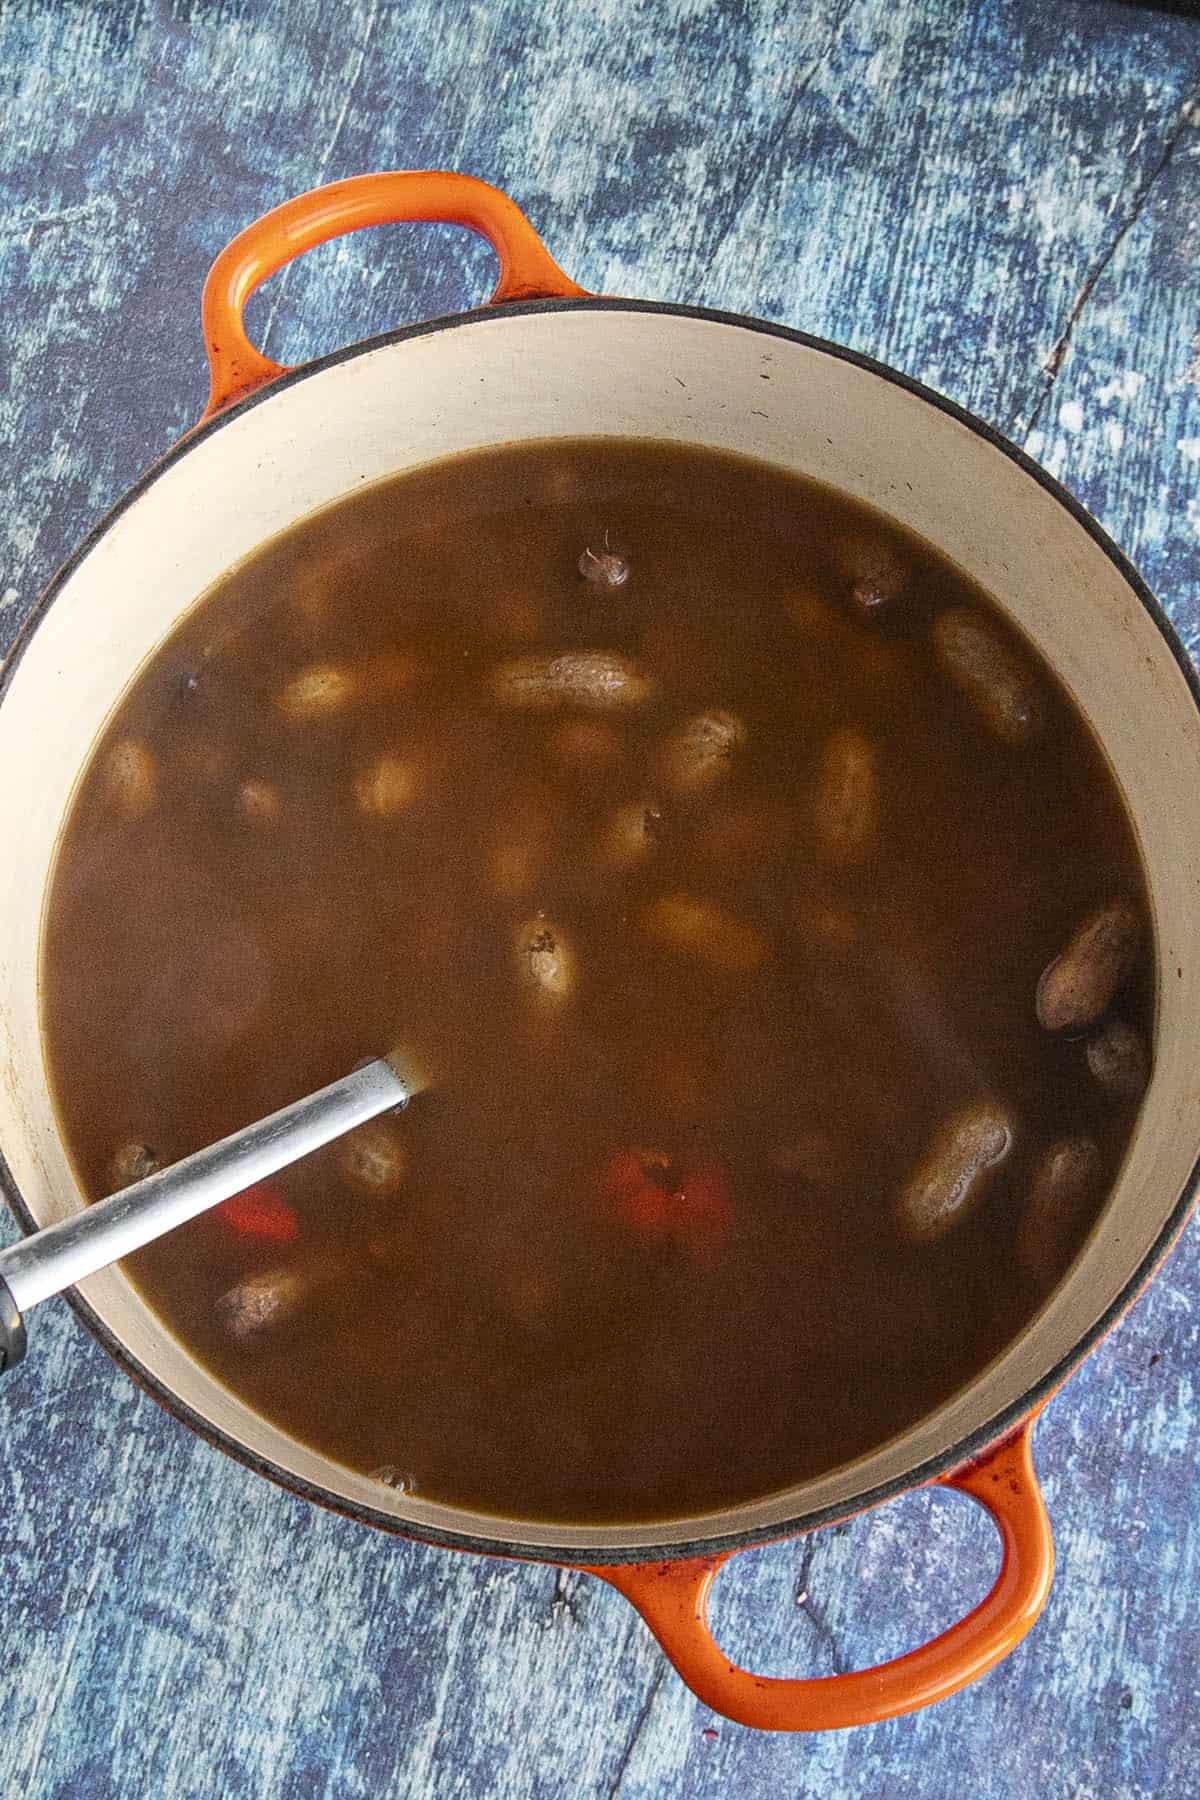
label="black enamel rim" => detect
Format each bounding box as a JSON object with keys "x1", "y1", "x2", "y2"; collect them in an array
[{"x1": 3, "y1": 296, "x2": 1198, "y2": 1567}]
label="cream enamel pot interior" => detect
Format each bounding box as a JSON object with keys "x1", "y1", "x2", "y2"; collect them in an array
[{"x1": 2, "y1": 173, "x2": 1199, "y2": 1733}]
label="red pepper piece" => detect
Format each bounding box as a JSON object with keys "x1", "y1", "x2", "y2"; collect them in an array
[
  {"x1": 667, "y1": 1156, "x2": 732, "y2": 1263},
  {"x1": 220, "y1": 1182, "x2": 299, "y2": 1244},
  {"x1": 601, "y1": 1148, "x2": 672, "y2": 1243},
  {"x1": 600, "y1": 1148, "x2": 731, "y2": 1261}
]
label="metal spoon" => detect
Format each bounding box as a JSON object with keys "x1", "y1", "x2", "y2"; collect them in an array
[{"x1": 0, "y1": 1048, "x2": 427, "y2": 1372}]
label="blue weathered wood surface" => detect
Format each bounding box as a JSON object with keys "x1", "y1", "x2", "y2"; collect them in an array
[{"x1": 2, "y1": 0, "x2": 1199, "y2": 1793}]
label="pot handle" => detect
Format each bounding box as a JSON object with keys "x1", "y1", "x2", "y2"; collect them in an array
[
  {"x1": 583, "y1": 1421, "x2": 1053, "y2": 1732},
  {"x1": 199, "y1": 171, "x2": 587, "y2": 419}
]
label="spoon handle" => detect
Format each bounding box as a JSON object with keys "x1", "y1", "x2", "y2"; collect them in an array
[{"x1": 0, "y1": 1055, "x2": 415, "y2": 1368}]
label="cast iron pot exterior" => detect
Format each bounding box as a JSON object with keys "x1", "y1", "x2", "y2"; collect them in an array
[{"x1": 2, "y1": 174, "x2": 1198, "y2": 1729}]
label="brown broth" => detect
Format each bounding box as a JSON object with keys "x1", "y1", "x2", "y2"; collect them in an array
[{"x1": 39, "y1": 439, "x2": 1154, "y2": 1525}]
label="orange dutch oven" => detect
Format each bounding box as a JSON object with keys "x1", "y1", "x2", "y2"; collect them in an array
[{"x1": 2, "y1": 172, "x2": 1198, "y2": 1732}]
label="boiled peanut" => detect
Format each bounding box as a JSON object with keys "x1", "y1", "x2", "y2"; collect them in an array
[
  {"x1": 1036, "y1": 900, "x2": 1141, "y2": 1033},
  {"x1": 789, "y1": 581, "x2": 915, "y2": 694},
  {"x1": 578, "y1": 545, "x2": 630, "y2": 589},
  {"x1": 368, "y1": 1465, "x2": 417, "y2": 1494},
  {"x1": 354, "y1": 754, "x2": 420, "y2": 819},
  {"x1": 537, "y1": 464, "x2": 586, "y2": 506},
  {"x1": 932, "y1": 607, "x2": 1042, "y2": 745},
  {"x1": 660, "y1": 709, "x2": 746, "y2": 793},
  {"x1": 896, "y1": 1099, "x2": 1013, "y2": 1244},
  {"x1": 813, "y1": 727, "x2": 878, "y2": 864},
  {"x1": 109, "y1": 1141, "x2": 161, "y2": 1191},
  {"x1": 104, "y1": 739, "x2": 158, "y2": 818},
  {"x1": 488, "y1": 652, "x2": 655, "y2": 711},
  {"x1": 340, "y1": 1119, "x2": 407, "y2": 1193},
  {"x1": 515, "y1": 916, "x2": 576, "y2": 1002},
  {"x1": 292, "y1": 558, "x2": 338, "y2": 624},
  {"x1": 787, "y1": 582, "x2": 845, "y2": 647},
  {"x1": 275, "y1": 661, "x2": 357, "y2": 720},
  {"x1": 1016, "y1": 1136, "x2": 1102, "y2": 1279},
  {"x1": 218, "y1": 1269, "x2": 306, "y2": 1340},
  {"x1": 382, "y1": 1041, "x2": 433, "y2": 1100},
  {"x1": 275, "y1": 655, "x2": 418, "y2": 721},
  {"x1": 835, "y1": 529, "x2": 910, "y2": 614},
  {"x1": 1086, "y1": 1018, "x2": 1149, "y2": 1100},
  {"x1": 639, "y1": 893, "x2": 767, "y2": 975},
  {"x1": 237, "y1": 778, "x2": 282, "y2": 824},
  {"x1": 596, "y1": 802, "x2": 663, "y2": 870},
  {"x1": 290, "y1": 541, "x2": 366, "y2": 627},
  {"x1": 488, "y1": 800, "x2": 546, "y2": 899}
]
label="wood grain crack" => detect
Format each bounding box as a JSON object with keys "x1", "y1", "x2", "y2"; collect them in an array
[
  {"x1": 1006, "y1": 76, "x2": 1200, "y2": 443},
  {"x1": 700, "y1": 0, "x2": 857, "y2": 278},
  {"x1": 794, "y1": 1536, "x2": 850, "y2": 1677},
  {"x1": 606, "y1": 1665, "x2": 666, "y2": 1798}
]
